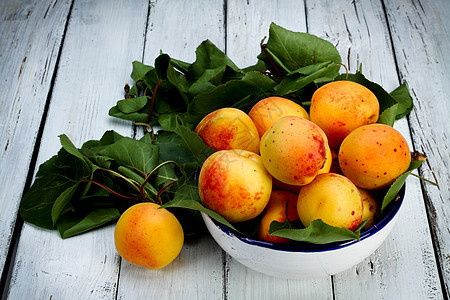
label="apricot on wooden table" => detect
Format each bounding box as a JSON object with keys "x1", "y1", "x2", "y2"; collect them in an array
[
  {"x1": 114, "y1": 202, "x2": 184, "y2": 270},
  {"x1": 260, "y1": 116, "x2": 327, "y2": 186},
  {"x1": 198, "y1": 149, "x2": 272, "y2": 223},
  {"x1": 248, "y1": 96, "x2": 309, "y2": 137},
  {"x1": 310, "y1": 80, "x2": 379, "y2": 149},
  {"x1": 257, "y1": 190, "x2": 300, "y2": 244},
  {"x1": 195, "y1": 107, "x2": 260, "y2": 153},
  {"x1": 297, "y1": 173, "x2": 363, "y2": 231},
  {"x1": 339, "y1": 123, "x2": 411, "y2": 190}
]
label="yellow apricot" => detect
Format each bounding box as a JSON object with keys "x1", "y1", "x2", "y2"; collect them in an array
[
  {"x1": 198, "y1": 149, "x2": 272, "y2": 223},
  {"x1": 297, "y1": 173, "x2": 363, "y2": 231},
  {"x1": 358, "y1": 188, "x2": 380, "y2": 229},
  {"x1": 339, "y1": 124, "x2": 411, "y2": 190},
  {"x1": 195, "y1": 107, "x2": 260, "y2": 153},
  {"x1": 257, "y1": 190, "x2": 299, "y2": 244},
  {"x1": 248, "y1": 97, "x2": 309, "y2": 137},
  {"x1": 310, "y1": 80, "x2": 379, "y2": 149},
  {"x1": 260, "y1": 116, "x2": 327, "y2": 186},
  {"x1": 114, "y1": 203, "x2": 184, "y2": 270}
]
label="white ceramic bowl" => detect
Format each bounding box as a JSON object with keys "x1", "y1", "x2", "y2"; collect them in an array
[{"x1": 201, "y1": 185, "x2": 405, "y2": 279}]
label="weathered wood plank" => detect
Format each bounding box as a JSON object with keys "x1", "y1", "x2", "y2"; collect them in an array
[
  {"x1": 5, "y1": 0, "x2": 148, "y2": 298},
  {"x1": 0, "y1": 0, "x2": 72, "y2": 279},
  {"x1": 383, "y1": 0, "x2": 450, "y2": 296},
  {"x1": 307, "y1": 0, "x2": 443, "y2": 298},
  {"x1": 225, "y1": 1, "x2": 333, "y2": 298},
  {"x1": 116, "y1": 1, "x2": 226, "y2": 299}
]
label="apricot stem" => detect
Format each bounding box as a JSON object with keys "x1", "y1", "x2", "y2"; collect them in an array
[
  {"x1": 135, "y1": 122, "x2": 155, "y2": 139},
  {"x1": 140, "y1": 160, "x2": 183, "y2": 199},
  {"x1": 410, "y1": 173, "x2": 439, "y2": 187},
  {"x1": 81, "y1": 178, "x2": 141, "y2": 201},
  {"x1": 260, "y1": 43, "x2": 282, "y2": 78},
  {"x1": 98, "y1": 168, "x2": 142, "y2": 193},
  {"x1": 337, "y1": 63, "x2": 349, "y2": 79},
  {"x1": 146, "y1": 80, "x2": 161, "y2": 125},
  {"x1": 156, "y1": 179, "x2": 179, "y2": 205}
]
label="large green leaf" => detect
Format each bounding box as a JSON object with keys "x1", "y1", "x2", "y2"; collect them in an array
[
  {"x1": 98, "y1": 137, "x2": 159, "y2": 175},
  {"x1": 381, "y1": 160, "x2": 424, "y2": 213},
  {"x1": 57, "y1": 208, "x2": 121, "y2": 239},
  {"x1": 269, "y1": 219, "x2": 361, "y2": 244},
  {"x1": 188, "y1": 40, "x2": 240, "y2": 80},
  {"x1": 20, "y1": 149, "x2": 92, "y2": 229},
  {"x1": 259, "y1": 22, "x2": 341, "y2": 75}
]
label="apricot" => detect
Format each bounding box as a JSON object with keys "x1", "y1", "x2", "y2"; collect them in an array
[
  {"x1": 195, "y1": 107, "x2": 260, "y2": 153},
  {"x1": 272, "y1": 144, "x2": 331, "y2": 193},
  {"x1": 248, "y1": 97, "x2": 309, "y2": 137},
  {"x1": 339, "y1": 123, "x2": 411, "y2": 190},
  {"x1": 257, "y1": 190, "x2": 300, "y2": 244},
  {"x1": 114, "y1": 203, "x2": 184, "y2": 270},
  {"x1": 198, "y1": 149, "x2": 272, "y2": 223},
  {"x1": 358, "y1": 188, "x2": 380, "y2": 229},
  {"x1": 297, "y1": 173, "x2": 363, "y2": 231},
  {"x1": 260, "y1": 116, "x2": 327, "y2": 186},
  {"x1": 310, "y1": 80, "x2": 379, "y2": 149}
]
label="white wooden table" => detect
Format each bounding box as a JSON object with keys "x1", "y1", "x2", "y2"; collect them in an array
[{"x1": 1, "y1": 0, "x2": 448, "y2": 299}]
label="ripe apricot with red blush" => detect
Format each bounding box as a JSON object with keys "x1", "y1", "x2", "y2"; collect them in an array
[
  {"x1": 198, "y1": 149, "x2": 272, "y2": 223},
  {"x1": 310, "y1": 80, "x2": 379, "y2": 149},
  {"x1": 195, "y1": 107, "x2": 260, "y2": 153},
  {"x1": 339, "y1": 124, "x2": 411, "y2": 190},
  {"x1": 260, "y1": 116, "x2": 327, "y2": 186}
]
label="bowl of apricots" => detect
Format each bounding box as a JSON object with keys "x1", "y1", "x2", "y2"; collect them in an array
[{"x1": 196, "y1": 81, "x2": 413, "y2": 279}]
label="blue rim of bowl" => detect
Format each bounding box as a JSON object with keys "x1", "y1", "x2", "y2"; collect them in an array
[{"x1": 208, "y1": 183, "x2": 406, "y2": 253}]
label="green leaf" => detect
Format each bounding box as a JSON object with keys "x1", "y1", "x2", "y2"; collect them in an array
[
  {"x1": 269, "y1": 219, "x2": 360, "y2": 244},
  {"x1": 20, "y1": 149, "x2": 92, "y2": 229},
  {"x1": 176, "y1": 125, "x2": 215, "y2": 166},
  {"x1": 150, "y1": 131, "x2": 197, "y2": 165},
  {"x1": 117, "y1": 96, "x2": 149, "y2": 114},
  {"x1": 378, "y1": 103, "x2": 398, "y2": 126},
  {"x1": 131, "y1": 61, "x2": 154, "y2": 82},
  {"x1": 157, "y1": 113, "x2": 214, "y2": 166},
  {"x1": 259, "y1": 22, "x2": 341, "y2": 74},
  {"x1": 381, "y1": 160, "x2": 424, "y2": 213},
  {"x1": 274, "y1": 62, "x2": 339, "y2": 95},
  {"x1": 51, "y1": 184, "x2": 79, "y2": 226},
  {"x1": 389, "y1": 82, "x2": 413, "y2": 120},
  {"x1": 57, "y1": 208, "x2": 121, "y2": 239},
  {"x1": 59, "y1": 134, "x2": 94, "y2": 169},
  {"x1": 108, "y1": 105, "x2": 149, "y2": 123},
  {"x1": 188, "y1": 40, "x2": 239, "y2": 80},
  {"x1": 98, "y1": 137, "x2": 159, "y2": 175}
]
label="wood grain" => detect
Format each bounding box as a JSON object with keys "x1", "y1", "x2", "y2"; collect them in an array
[
  {"x1": 307, "y1": 0, "x2": 443, "y2": 298},
  {"x1": 6, "y1": 0, "x2": 148, "y2": 298},
  {"x1": 383, "y1": 0, "x2": 450, "y2": 295},
  {"x1": 0, "y1": 0, "x2": 447, "y2": 298},
  {"x1": 116, "y1": 1, "x2": 226, "y2": 298},
  {"x1": 0, "y1": 0, "x2": 72, "y2": 279}
]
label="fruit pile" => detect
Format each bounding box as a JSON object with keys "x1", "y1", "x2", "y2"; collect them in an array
[
  {"x1": 196, "y1": 82, "x2": 411, "y2": 244},
  {"x1": 21, "y1": 23, "x2": 422, "y2": 271}
]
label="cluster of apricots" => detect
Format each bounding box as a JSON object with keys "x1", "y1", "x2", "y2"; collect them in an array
[{"x1": 197, "y1": 80, "x2": 411, "y2": 244}]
